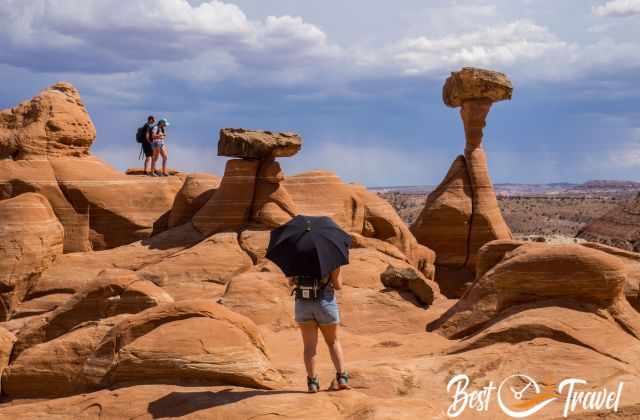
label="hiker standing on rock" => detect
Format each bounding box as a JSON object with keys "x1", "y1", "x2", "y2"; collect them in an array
[
  {"x1": 266, "y1": 215, "x2": 351, "y2": 393},
  {"x1": 137, "y1": 116, "x2": 155, "y2": 176},
  {"x1": 151, "y1": 118, "x2": 170, "y2": 177}
]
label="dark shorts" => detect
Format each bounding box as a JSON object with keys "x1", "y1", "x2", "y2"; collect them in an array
[{"x1": 142, "y1": 141, "x2": 153, "y2": 157}]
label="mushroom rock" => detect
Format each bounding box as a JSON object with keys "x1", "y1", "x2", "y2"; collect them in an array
[
  {"x1": 0, "y1": 82, "x2": 95, "y2": 160},
  {"x1": 168, "y1": 173, "x2": 220, "y2": 228},
  {"x1": 0, "y1": 193, "x2": 64, "y2": 321},
  {"x1": 218, "y1": 128, "x2": 301, "y2": 159},
  {"x1": 194, "y1": 129, "x2": 301, "y2": 235},
  {"x1": 411, "y1": 67, "x2": 513, "y2": 297}
]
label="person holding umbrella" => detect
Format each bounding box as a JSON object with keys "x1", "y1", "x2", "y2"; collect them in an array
[{"x1": 266, "y1": 215, "x2": 352, "y2": 393}]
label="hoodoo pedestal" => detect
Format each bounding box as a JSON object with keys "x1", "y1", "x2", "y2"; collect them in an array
[{"x1": 411, "y1": 68, "x2": 513, "y2": 297}]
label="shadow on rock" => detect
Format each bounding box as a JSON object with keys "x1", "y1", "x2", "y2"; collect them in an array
[{"x1": 147, "y1": 389, "x2": 306, "y2": 418}]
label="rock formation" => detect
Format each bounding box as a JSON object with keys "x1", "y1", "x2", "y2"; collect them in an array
[
  {"x1": 428, "y1": 241, "x2": 640, "y2": 339},
  {"x1": 0, "y1": 193, "x2": 63, "y2": 320},
  {"x1": 4, "y1": 81, "x2": 640, "y2": 419},
  {"x1": 411, "y1": 67, "x2": 513, "y2": 297},
  {"x1": 0, "y1": 82, "x2": 95, "y2": 159},
  {"x1": 0, "y1": 83, "x2": 185, "y2": 252},
  {"x1": 168, "y1": 173, "x2": 220, "y2": 228}
]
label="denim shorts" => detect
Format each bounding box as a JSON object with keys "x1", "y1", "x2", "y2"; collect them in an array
[
  {"x1": 294, "y1": 288, "x2": 340, "y2": 325},
  {"x1": 151, "y1": 141, "x2": 165, "y2": 150}
]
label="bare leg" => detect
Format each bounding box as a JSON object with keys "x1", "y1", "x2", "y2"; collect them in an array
[
  {"x1": 151, "y1": 147, "x2": 159, "y2": 174},
  {"x1": 300, "y1": 322, "x2": 319, "y2": 378},
  {"x1": 160, "y1": 146, "x2": 168, "y2": 175},
  {"x1": 144, "y1": 156, "x2": 151, "y2": 174},
  {"x1": 318, "y1": 323, "x2": 345, "y2": 374}
]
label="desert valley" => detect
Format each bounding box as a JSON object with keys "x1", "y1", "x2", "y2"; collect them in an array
[{"x1": 0, "y1": 65, "x2": 640, "y2": 420}]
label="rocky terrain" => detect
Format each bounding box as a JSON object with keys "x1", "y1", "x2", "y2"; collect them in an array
[
  {"x1": 381, "y1": 188, "x2": 628, "y2": 238},
  {"x1": 1, "y1": 70, "x2": 640, "y2": 419}
]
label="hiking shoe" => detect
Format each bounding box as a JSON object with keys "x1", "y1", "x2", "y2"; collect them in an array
[
  {"x1": 162, "y1": 173, "x2": 169, "y2": 177},
  {"x1": 307, "y1": 376, "x2": 320, "y2": 393},
  {"x1": 150, "y1": 172, "x2": 158, "y2": 177},
  {"x1": 336, "y1": 371, "x2": 350, "y2": 390}
]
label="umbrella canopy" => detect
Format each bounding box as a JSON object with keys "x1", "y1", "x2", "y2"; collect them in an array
[{"x1": 266, "y1": 215, "x2": 352, "y2": 279}]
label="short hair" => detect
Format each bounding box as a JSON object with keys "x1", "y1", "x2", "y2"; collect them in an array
[{"x1": 148, "y1": 115, "x2": 155, "y2": 122}]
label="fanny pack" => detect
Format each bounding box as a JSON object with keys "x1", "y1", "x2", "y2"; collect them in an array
[{"x1": 293, "y1": 276, "x2": 330, "y2": 301}]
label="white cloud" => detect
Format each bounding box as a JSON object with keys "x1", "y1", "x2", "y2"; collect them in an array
[
  {"x1": 387, "y1": 20, "x2": 570, "y2": 77},
  {"x1": 593, "y1": 0, "x2": 640, "y2": 17}
]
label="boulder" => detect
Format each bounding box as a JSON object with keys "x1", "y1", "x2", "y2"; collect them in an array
[
  {"x1": 0, "y1": 82, "x2": 95, "y2": 159},
  {"x1": 168, "y1": 173, "x2": 220, "y2": 228},
  {"x1": 84, "y1": 300, "x2": 284, "y2": 390},
  {"x1": 192, "y1": 159, "x2": 260, "y2": 235},
  {"x1": 380, "y1": 266, "x2": 438, "y2": 306},
  {"x1": 218, "y1": 128, "x2": 302, "y2": 159},
  {"x1": 442, "y1": 67, "x2": 513, "y2": 108},
  {"x1": 238, "y1": 227, "x2": 271, "y2": 263},
  {"x1": 221, "y1": 270, "x2": 294, "y2": 330},
  {"x1": 0, "y1": 193, "x2": 64, "y2": 320},
  {"x1": 137, "y1": 232, "x2": 253, "y2": 301},
  {"x1": 12, "y1": 269, "x2": 172, "y2": 358}
]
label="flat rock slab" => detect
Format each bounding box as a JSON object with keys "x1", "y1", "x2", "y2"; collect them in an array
[
  {"x1": 443, "y1": 67, "x2": 513, "y2": 107},
  {"x1": 218, "y1": 128, "x2": 302, "y2": 159}
]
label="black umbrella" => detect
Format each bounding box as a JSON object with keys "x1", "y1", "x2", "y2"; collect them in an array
[{"x1": 266, "y1": 215, "x2": 352, "y2": 279}]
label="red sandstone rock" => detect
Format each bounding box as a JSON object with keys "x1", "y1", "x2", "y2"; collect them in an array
[
  {"x1": 218, "y1": 128, "x2": 302, "y2": 159},
  {"x1": 168, "y1": 172, "x2": 220, "y2": 228},
  {"x1": 0, "y1": 193, "x2": 63, "y2": 320},
  {"x1": 0, "y1": 82, "x2": 95, "y2": 159}
]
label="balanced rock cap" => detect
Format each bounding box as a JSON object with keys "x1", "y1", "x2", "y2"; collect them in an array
[
  {"x1": 218, "y1": 128, "x2": 302, "y2": 159},
  {"x1": 443, "y1": 67, "x2": 513, "y2": 108}
]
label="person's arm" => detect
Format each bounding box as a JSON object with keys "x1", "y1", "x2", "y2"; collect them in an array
[{"x1": 330, "y1": 267, "x2": 342, "y2": 290}]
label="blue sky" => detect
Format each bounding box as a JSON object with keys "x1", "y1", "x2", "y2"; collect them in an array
[{"x1": 1, "y1": 0, "x2": 640, "y2": 186}]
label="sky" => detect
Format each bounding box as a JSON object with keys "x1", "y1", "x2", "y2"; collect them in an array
[{"x1": 1, "y1": 0, "x2": 640, "y2": 186}]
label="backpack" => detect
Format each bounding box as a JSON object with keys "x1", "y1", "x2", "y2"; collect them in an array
[
  {"x1": 293, "y1": 276, "x2": 330, "y2": 300},
  {"x1": 136, "y1": 125, "x2": 147, "y2": 143}
]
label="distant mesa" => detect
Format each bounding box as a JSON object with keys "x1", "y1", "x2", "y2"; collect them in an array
[{"x1": 218, "y1": 128, "x2": 302, "y2": 159}]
